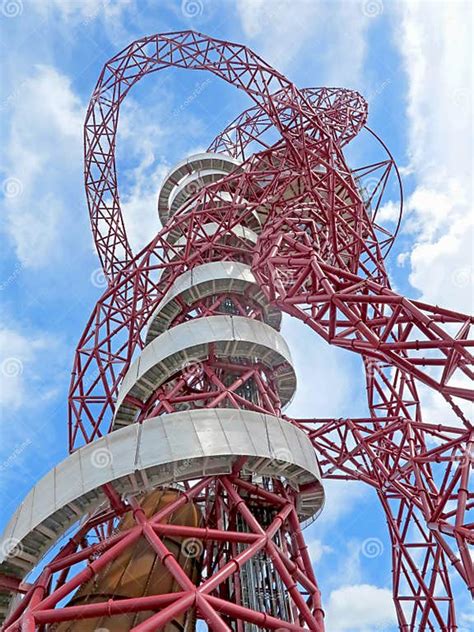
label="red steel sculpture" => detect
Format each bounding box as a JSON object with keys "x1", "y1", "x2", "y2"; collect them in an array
[{"x1": 0, "y1": 31, "x2": 472, "y2": 632}]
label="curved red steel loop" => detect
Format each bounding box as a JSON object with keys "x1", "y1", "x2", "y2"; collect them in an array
[{"x1": 84, "y1": 30, "x2": 335, "y2": 283}]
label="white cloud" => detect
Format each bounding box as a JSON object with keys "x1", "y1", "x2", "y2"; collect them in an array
[
  {"x1": 119, "y1": 162, "x2": 169, "y2": 253},
  {"x1": 0, "y1": 320, "x2": 68, "y2": 511},
  {"x1": 318, "y1": 479, "x2": 369, "y2": 527},
  {"x1": 31, "y1": 0, "x2": 133, "y2": 34},
  {"x1": 325, "y1": 583, "x2": 397, "y2": 632},
  {"x1": 235, "y1": 0, "x2": 372, "y2": 87},
  {"x1": 283, "y1": 316, "x2": 367, "y2": 419},
  {"x1": 406, "y1": 207, "x2": 473, "y2": 313},
  {"x1": 377, "y1": 200, "x2": 402, "y2": 224},
  {"x1": 5, "y1": 194, "x2": 65, "y2": 271},
  {"x1": 395, "y1": 0, "x2": 473, "y2": 313},
  {"x1": 307, "y1": 538, "x2": 333, "y2": 564},
  {"x1": 0, "y1": 318, "x2": 69, "y2": 497},
  {"x1": 393, "y1": 0, "x2": 473, "y2": 425},
  {"x1": 116, "y1": 99, "x2": 171, "y2": 253},
  {"x1": 115, "y1": 87, "x2": 222, "y2": 254},
  {"x1": 460, "y1": 610, "x2": 474, "y2": 631},
  {"x1": 0, "y1": 55, "x2": 217, "y2": 269},
  {"x1": 1, "y1": 65, "x2": 84, "y2": 268},
  {"x1": 0, "y1": 324, "x2": 60, "y2": 411},
  {"x1": 281, "y1": 318, "x2": 371, "y2": 539}
]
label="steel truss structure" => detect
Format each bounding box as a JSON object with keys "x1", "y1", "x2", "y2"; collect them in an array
[{"x1": 0, "y1": 31, "x2": 472, "y2": 632}]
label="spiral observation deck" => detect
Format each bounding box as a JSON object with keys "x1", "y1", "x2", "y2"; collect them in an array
[{"x1": 0, "y1": 152, "x2": 324, "y2": 629}]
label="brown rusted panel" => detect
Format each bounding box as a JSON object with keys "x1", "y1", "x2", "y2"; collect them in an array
[{"x1": 53, "y1": 489, "x2": 201, "y2": 631}]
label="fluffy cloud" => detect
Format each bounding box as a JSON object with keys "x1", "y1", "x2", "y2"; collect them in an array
[
  {"x1": 0, "y1": 320, "x2": 68, "y2": 508},
  {"x1": 236, "y1": 0, "x2": 372, "y2": 87},
  {"x1": 307, "y1": 538, "x2": 333, "y2": 564},
  {"x1": 395, "y1": 1, "x2": 473, "y2": 313},
  {"x1": 325, "y1": 583, "x2": 397, "y2": 632},
  {"x1": 0, "y1": 321, "x2": 66, "y2": 508},
  {"x1": 460, "y1": 611, "x2": 474, "y2": 631},
  {"x1": 1, "y1": 65, "x2": 84, "y2": 268},
  {"x1": 31, "y1": 0, "x2": 133, "y2": 37},
  {"x1": 392, "y1": 0, "x2": 473, "y2": 425},
  {"x1": 318, "y1": 479, "x2": 369, "y2": 528},
  {"x1": 116, "y1": 99, "x2": 170, "y2": 253},
  {"x1": 0, "y1": 324, "x2": 60, "y2": 411},
  {"x1": 283, "y1": 316, "x2": 367, "y2": 419},
  {"x1": 0, "y1": 326, "x2": 45, "y2": 409}
]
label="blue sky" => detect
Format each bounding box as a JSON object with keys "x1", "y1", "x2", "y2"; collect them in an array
[{"x1": 0, "y1": 1, "x2": 472, "y2": 630}]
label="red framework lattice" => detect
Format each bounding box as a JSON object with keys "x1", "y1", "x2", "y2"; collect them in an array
[{"x1": 1, "y1": 31, "x2": 472, "y2": 632}]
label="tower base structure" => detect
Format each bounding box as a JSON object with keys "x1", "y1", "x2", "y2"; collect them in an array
[
  {"x1": 0, "y1": 413, "x2": 325, "y2": 629},
  {"x1": 0, "y1": 152, "x2": 326, "y2": 631}
]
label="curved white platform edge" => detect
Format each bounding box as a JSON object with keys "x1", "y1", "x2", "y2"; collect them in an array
[
  {"x1": 115, "y1": 315, "x2": 296, "y2": 427},
  {"x1": 146, "y1": 261, "x2": 282, "y2": 343},
  {"x1": 158, "y1": 152, "x2": 241, "y2": 224},
  {"x1": 0, "y1": 410, "x2": 324, "y2": 582}
]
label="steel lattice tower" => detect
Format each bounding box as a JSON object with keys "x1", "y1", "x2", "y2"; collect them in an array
[{"x1": 0, "y1": 31, "x2": 472, "y2": 632}]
